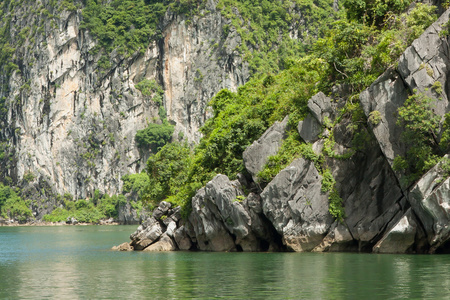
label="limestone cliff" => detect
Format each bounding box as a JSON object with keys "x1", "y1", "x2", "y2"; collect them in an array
[{"x1": 0, "y1": 0, "x2": 249, "y2": 201}]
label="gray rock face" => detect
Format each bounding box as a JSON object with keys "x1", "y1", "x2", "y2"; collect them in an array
[
  {"x1": 360, "y1": 10, "x2": 450, "y2": 187},
  {"x1": 130, "y1": 217, "x2": 163, "y2": 250},
  {"x1": 243, "y1": 116, "x2": 289, "y2": 182},
  {"x1": 112, "y1": 242, "x2": 134, "y2": 251},
  {"x1": 329, "y1": 143, "x2": 407, "y2": 248},
  {"x1": 373, "y1": 209, "x2": 418, "y2": 254},
  {"x1": 124, "y1": 201, "x2": 182, "y2": 251},
  {"x1": 187, "y1": 174, "x2": 276, "y2": 251},
  {"x1": 143, "y1": 234, "x2": 177, "y2": 252},
  {"x1": 359, "y1": 10, "x2": 450, "y2": 252},
  {"x1": 312, "y1": 223, "x2": 354, "y2": 252},
  {"x1": 359, "y1": 69, "x2": 409, "y2": 178},
  {"x1": 298, "y1": 114, "x2": 321, "y2": 143},
  {"x1": 307, "y1": 92, "x2": 334, "y2": 124},
  {"x1": 261, "y1": 158, "x2": 333, "y2": 251},
  {"x1": 409, "y1": 158, "x2": 450, "y2": 252},
  {"x1": 173, "y1": 225, "x2": 192, "y2": 250}
]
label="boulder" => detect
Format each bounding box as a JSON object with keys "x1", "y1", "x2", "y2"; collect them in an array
[
  {"x1": 143, "y1": 234, "x2": 177, "y2": 252},
  {"x1": 298, "y1": 114, "x2": 321, "y2": 143},
  {"x1": 307, "y1": 92, "x2": 333, "y2": 124},
  {"x1": 373, "y1": 209, "x2": 418, "y2": 254},
  {"x1": 261, "y1": 158, "x2": 333, "y2": 251},
  {"x1": 130, "y1": 217, "x2": 163, "y2": 250},
  {"x1": 166, "y1": 221, "x2": 177, "y2": 238},
  {"x1": 327, "y1": 142, "x2": 407, "y2": 248},
  {"x1": 359, "y1": 69, "x2": 409, "y2": 181},
  {"x1": 243, "y1": 116, "x2": 289, "y2": 182},
  {"x1": 189, "y1": 174, "x2": 270, "y2": 251},
  {"x1": 174, "y1": 225, "x2": 193, "y2": 250},
  {"x1": 152, "y1": 201, "x2": 172, "y2": 219},
  {"x1": 66, "y1": 217, "x2": 78, "y2": 225},
  {"x1": 409, "y1": 158, "x2": 450, "y2": 253},
  {"x1": 112, "y1": 242, "x2": 134, "y2": 251},
  {"x1": 189, "y1": 186, "x2": 236, "y2": 251},
  {"x1": 312, "y1": 223, "x2": 354, "y2": 252}
]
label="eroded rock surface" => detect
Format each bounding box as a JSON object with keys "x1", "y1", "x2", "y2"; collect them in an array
[{"x1": 243, "y1": 116, "x2": 289, "y2": 183}]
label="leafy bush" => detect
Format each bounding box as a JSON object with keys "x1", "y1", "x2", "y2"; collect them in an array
[
  {"x1": 0, "y1": 184, "x2": 32, "y2": 223},
  {"x1": 135, "y1": 123, "x2": 174, "y2": 153},
  {"x1": 43, "y1": 194, "x2": 126, "y2": 223},
  {"x1": 142, "y1": 142, "x2": 192, "y2": 207},
  {"x1": 394, "y1": 92, "x2": 442, "y2": 184},
  {"x1": 135, "y1": 79, "x2": 163, "y2": 104},
  {"x1": 122, "y1": 172, "x2": 150, "y2": 197}
]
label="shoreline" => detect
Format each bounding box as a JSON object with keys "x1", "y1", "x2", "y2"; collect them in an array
[{"x1": 0, "y1": 220, "x2": 137, "y2": 227}]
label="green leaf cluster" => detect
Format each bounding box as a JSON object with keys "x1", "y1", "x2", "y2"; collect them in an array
[
  {"x1": 135, "y1": 79, "x2": 164, "y2": 104},
  {"x1": 135, "y1": 123, "x2": 174, "y2": 153},
  {"x1": 394, "y1": 92, "x2": 450, "y2": 185},
  {"x1": 0, "y1": 184, "x2": 32, "y2": 223},
  {"x1": 142, "y1": 142, "x2": 192, "y2": 208},
  {"x1": 217, "y1": 0, "x2": 337, "y2": 74}
]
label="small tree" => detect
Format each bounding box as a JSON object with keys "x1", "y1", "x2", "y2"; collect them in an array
[
  {"x1": 135, "y1": 123, "x2": 174, "y2": 153},
  {"x1": 394, "y1": 92, "x2": 441, "y2": 184}
]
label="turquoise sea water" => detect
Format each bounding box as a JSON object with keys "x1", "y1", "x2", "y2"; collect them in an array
[{"x1": 1, "y1": 225, "x2": 449, "y2": 299}]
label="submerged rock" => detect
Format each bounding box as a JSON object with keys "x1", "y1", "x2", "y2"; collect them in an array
[{"x1": 112, "y1": 242, "x2": 134, "y2": 252}]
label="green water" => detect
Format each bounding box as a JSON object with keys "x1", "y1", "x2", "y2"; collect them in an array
[{"x1": 1, "y1": 226, "x2": 449, "y2": 299}]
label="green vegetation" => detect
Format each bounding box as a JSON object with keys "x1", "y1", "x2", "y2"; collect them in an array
[
  {"x1": 135, "y1": 79, "x2": 163, "y2": 104},
  {"x1": 217, "y1": 0, "x2": 337, "y2": 74},
  {"x1": 135, "y1": 123, "x2": 174, "y2": 153},
  {"x1": 79, "y1": 0, "x2": 338, "y2": 75},
  {"x1": 142, "y1": 142, "x2": 192, "y2": 207},
  {"x1": 393, "y1": 92, "x2": 450, "y2": 185},
  {"x1": 43, "y1": 194, "x2": 127, "y2": 223},
  {"x1": 0, "y1": 184, "x2": 32, "y2": 223}
]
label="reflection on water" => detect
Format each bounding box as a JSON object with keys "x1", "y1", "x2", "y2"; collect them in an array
[{"x1": 1, "y1": 226, "x2": 450, "y2": 299}]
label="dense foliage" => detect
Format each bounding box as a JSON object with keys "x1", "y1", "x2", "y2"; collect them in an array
[
  {"x1": 0, "y1": 184, "x2": 32, "y2": 223},
  {"x1": 135, "y1": 123, "x2": 174, "y2": 153},
  {"x1": 79, "y1": 0, "x2": 338, "y2": 75},
  {"x1": 42, "y1": 193, "x2": 128, "y2": 223},
  {"x1": 394, "y1": 92, "x2": 450, "y2": 185}
]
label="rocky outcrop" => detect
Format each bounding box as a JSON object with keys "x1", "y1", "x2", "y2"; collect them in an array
[
  {"x1": 360, "y1": 9, "x2": 450, "y2": 186},
  {"x1": 373, "y1": 209, "x2": 420, "y2": 254},
  {"x1": 261, "y1": 158, "x2": 333, "y2": 251},
  {"x1": 359, "y1": 9, "x2": 450, "y2": 253},
  {"x1": 118, "y1": 175, "x2": 280, "y2": 252},
  {"x1": 119, "y1": 201, "x2": 184, "y2": 251},
  {"x1": 243, "y1": 116, "x2": 289, "y2": 182},
  {"x1": 409, "y1": 158, "x2": 450, "y2": 252},
  {"x1": 188, "y1": 174, "x2": 277, "y2": 251}
]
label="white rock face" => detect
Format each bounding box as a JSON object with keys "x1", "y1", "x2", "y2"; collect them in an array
[{"x1": 0, "y1": 1, "x2": 249, "y2": 198}]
